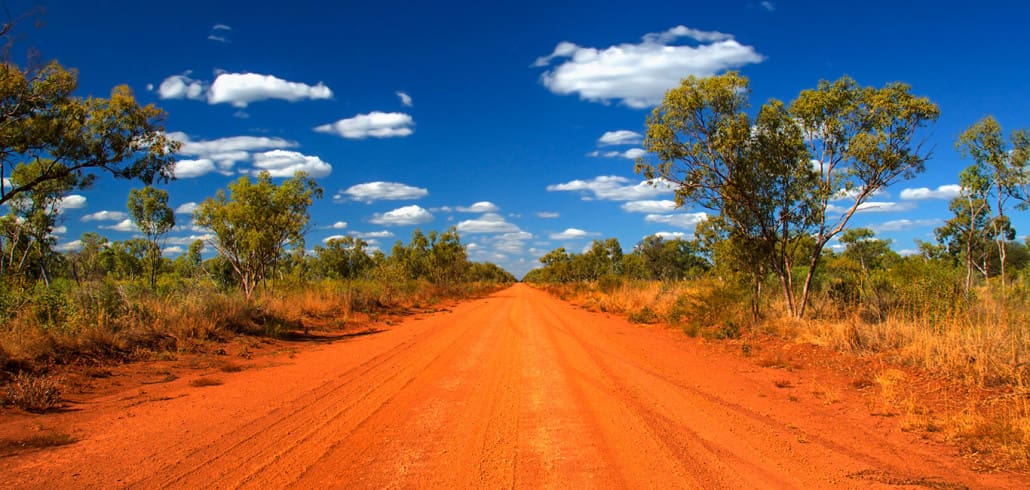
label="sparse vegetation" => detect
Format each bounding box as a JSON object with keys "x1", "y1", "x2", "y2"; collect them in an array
[{"x1": 2, "y1": 372, "x2": 63, "y2": 413}]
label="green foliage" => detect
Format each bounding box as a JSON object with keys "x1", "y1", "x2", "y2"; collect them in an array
[
  {"x1": 128, "y1": 186, "x2": 174, "y2": 290},
  {"x1": 193, "y1": 171, "x2": 323, "y2": 299},
  {"x1": 0, "y1": 60, "x2": 178, "y2": 208},
  {"x1": 675, "y1": 281, "x2": 748, "y2": 339},
  {"x1": 637, "y1": 71, "x2": 939, "y2": 318}
]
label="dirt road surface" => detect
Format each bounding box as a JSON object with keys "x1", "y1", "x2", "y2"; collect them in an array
[{"x1": 2, "y1": 284, "x2": 1025, "y2": 488}]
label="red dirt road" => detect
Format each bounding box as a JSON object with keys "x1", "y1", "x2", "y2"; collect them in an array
[{"x1": 2, "y1": 284, "x2": 1025, "y2": 488}]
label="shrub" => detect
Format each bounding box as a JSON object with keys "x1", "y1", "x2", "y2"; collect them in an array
[
  {"x1": 3, "y1": 372, "x2": 63, "y2": 413},
  {"x1": 628, "y1": 306, "x2": 658, "y2": 324}
]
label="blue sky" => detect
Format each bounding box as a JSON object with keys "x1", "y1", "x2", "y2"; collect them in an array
[{"x1": 16, "y1": 0, "x2": 1030, "y2": 277}]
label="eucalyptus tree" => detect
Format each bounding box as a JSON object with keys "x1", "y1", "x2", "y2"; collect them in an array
[
  {"x1": 0, "y1": 159, "x2": 77, "y2": 285},
  {"x1": 193, "y1": 171, "x2": 322, "y2": 299},
  {"x1": 128, "y1": 186, "x2": 174, "y2": 289},
  {"x1": 638, "y1": 72, "x2": 939, "y2": 318},
  {"x1": 956, "y1": 115, "x2": 1029, "y2": 290}
]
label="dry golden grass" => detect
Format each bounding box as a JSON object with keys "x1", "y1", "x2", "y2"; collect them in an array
[{"x1": 538, "y1": 278, "x2": 1030, "y2": 469}]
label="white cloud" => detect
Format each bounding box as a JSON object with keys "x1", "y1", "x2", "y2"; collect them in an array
[
  {"x1": 396, "y1": 91, "x2": 413, "y2": 107},
  {"x1": 52, "y1": 225, "x2": 67, "y2": 235},
  {"x1": 550, "y1": 228, "x2": 598, "y2": 240},
  {"x1": 208, "y1": 73, "x2": 332, "y2": 107},
  {"x1": 61, "y1": 194, "x2": 87, "y2": 210},
  {"x1": 165, "y1": 234, "x2": 215, "y2": 246},
  {"x1": 547, "y1": 175, "x2": 674, "y2": 201},
  {"x1": 644, "y1": 212, "x2": 708, "y2": 229},
  {"x1": 598, "y1": 130, "x2": 643, "y2": 146},
  {"x1": 370, "y1": 205, "x2": 433, "y2": 226},
  {"x1": 337, "y1": 182, "x2": 428, "y2": 203},
  {"x1": 315, "y1": 112, "x2": 414, "y2": 139},
  {"x1": 248, "y1": 150, "x2": 332, "y2": 178},
  {"x1": 761, "y1": 1, "x2": 775, "y2": 11},
  {"x1": 322, "y1": 234, "x2": 349, "y2": 244},
  {"x1": 351, "y1": 230, "x2": 394, "y2": 239},
  {"x1": 589, "y1": 148, "x2": 647, "y2": 160},
  {"x1": 162, "y1": 246, "x2": 185, "y2": 256},
  {"x1": 55, "y1": 240, "x2": 82, "y2": 252},
  {"x1": 900, "y1": 184, "x2": 962, "y2": 200},
  {"x1": 536, "y1": 211, "x2": 560, "y2": 218},
  {"x1": 168, "y1": 132, "x2": 300, "y2": 177},
  {"x1": 174, "y1": 158, "x2": 219, "y2": 178},
  {"x1": 101, "y1": 219, "x2": 138, "y2": 232},
  {"x1": 621, "y1": 200, "x2": 677, "y2": 213},
  {"x1": 456, "y1": 213, "x2": 520, "y2": 234},
  {"x1": 158, "y1": 74, "x2": 207, "y2": 100},
  {"x1": 175, "y1": 202, "x2": 198, "y2": 215},
  {"x1": 492, "y1": 231, "x2": 533, "y2": 254},
  {"x1": 870, "y1": 218, "x2": 943, "y2": 233},
  {"x1": 208, "y1": 23, "x2": 231, "y2": 43},
  {"x1": 652, "y1": 231, "x2": 688, "y2": 240},
  {"x1": 456, "y1": 201, "x2": 500, "y2": 213},
  {"x1": 81, "y1": 210, "x2": 128, "y2": 222},
  {"x1": 170, "y1": 132, "x2": 297, "y2": 158},
  {"x1": 330, "y1": 221, "x2": 347, "y2": 229},
  {"x1": 534, "y1": 25, "x2": 763, "y2": 108}
]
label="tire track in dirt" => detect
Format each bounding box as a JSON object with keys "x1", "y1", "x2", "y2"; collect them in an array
[{"x1": 2, "y1": 284, "x2": 1026, "y2": 489}]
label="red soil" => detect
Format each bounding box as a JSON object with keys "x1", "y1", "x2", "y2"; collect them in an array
[{"x1": 1, "y1": 283, "x2": 1026, "y2": 488}]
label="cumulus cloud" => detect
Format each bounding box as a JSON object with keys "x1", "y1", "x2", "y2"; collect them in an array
[
  {"x1": 644, "y1": 211, "x2": 709, "y2": 229},
  {"x1": 167, "y1": 131, "x2": 301, "y2": 177},
  {"x1": 330, "y1": 221, "x2": 348, "y2": 229},
  {"x1": 536, "y1": 211, "x2": 560, "y2": 218},
  {"x1": 170, "y1": 132, "x2": 297, "y2": 157},
  {"x1": 598, "y1": 130, "x2": 643, "y2": 146},
  {"x1": 158, "y1": 72, "x2": 332, "y2": 107},
  {"x1": 370, "y1": 205, "x2": 433, "y2": 226},
  {"x1": 456, "y1": 201, "x2": 500, "y2": 213},
  {"x1": 158, "y1": 74, "x2": 207, "y2": 100},
  {"x1": 174, "y1": 158, "x2": 219, "y2": 178},
  {"x1": 61, "y1": 194, "x2": 87, "y2": 210},
  {"x1": 550, "y1": 228, "x2": 599, "y2": 240},
  {"x1": 870, "y1": 218, "x2": 942, "y2": 233},
  {"x1": 534, "y1": 25, "x2": 763, "y2": 108},
  {"x1": 456, "y1": 213, "x2": 520, "y2": 234},
  {"x1": 337, "y1": 182, "x2": 428, "y2": 203},
  {"x1": 81, "y1": 210, "x2": 128, "y2": 222},
  {"x1": 588, "y1": 148, "x2": 647, "y2": 160},
  {"x1": 351, "y1": 230, "x2": 394, "y2": 239},
  {"x1": 396, "y1": 91, "x2": 413, "y2": 107},
  {"x1": 208, "y1": 73, "x2": 332, "y2": 107},
  {"x1": 175, "y1": 202, "x2": 198, "y2": 215},
  {"x1": 900, "y1": 184, "x2": 962, "y2": 200},
  {"x1": 315, "y1": 112, "x2": 414, "y2": 139},
  {"x1": 101, "y1": 219, "x2": 137, "y2": 232},
  {"x1": 247, "y1": 150, "x2": 332, "y2": 178},
  {"x1": 491, "y1": 231, "x2": 533, "y2": 255},
  {"x1": 652, "y1": 231, "x2": 688, "y2": 240},
  {"x1": 165, "y1": 234, "x2": 215, "y2": 246},
  {"x1": 163, "y1": 246, "x2": 185, "y2": 256},
  {"x1": 621, "y1": 200, "x2": 677, "y2": 213},
  {"x1": 322, "y1": 235, "x2": 349, "y2": 244},
  {"x1": 55, "y1": 240, "x2": 82, "y2": 252},
  {"x1": 547, "y1": 175, "x2": 674, "y2": 201}
]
